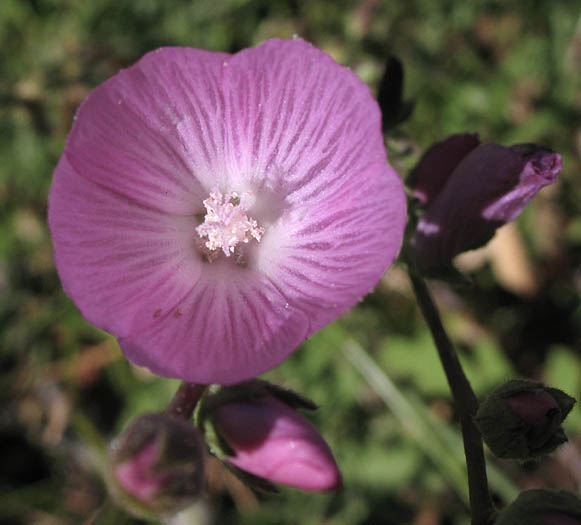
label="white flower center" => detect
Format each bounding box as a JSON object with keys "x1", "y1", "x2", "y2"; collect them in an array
[{"x1": 195, "y1": 189, "x2": 265, "y2": 260}]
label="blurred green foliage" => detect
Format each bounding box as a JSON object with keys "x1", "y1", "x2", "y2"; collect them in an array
[{"x1": 1, "y1": 0, "x2": 580, "y2": 524}]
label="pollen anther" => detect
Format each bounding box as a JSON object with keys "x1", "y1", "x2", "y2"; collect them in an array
[{"x1": 196, "y1": 189, "x2": 265, "y2": 259}]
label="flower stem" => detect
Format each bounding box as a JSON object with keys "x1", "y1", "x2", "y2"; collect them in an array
[
  {"x1": 409, "y1": 271, "x2": 493, "y2": 525},
  {"x1": 166, "y1": 382, "x2": 207, "y2": 420}
]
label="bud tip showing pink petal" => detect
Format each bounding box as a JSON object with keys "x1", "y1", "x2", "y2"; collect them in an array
[
  {"x1": 109, "y1": 413, "x2": 205, "y2": 517},
  {"x1": 505, "y1": 390, "x2": 560, "y2": 427},
  {"x1": 212, "y1": 395, "x2": 342, "y2": 492}
]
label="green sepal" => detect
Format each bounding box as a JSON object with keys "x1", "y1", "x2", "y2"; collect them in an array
[
  {"x1": 223, "y1": 463, "x2": 280, "y2": 494},
  {"x1": 496, "y1": 489, "x2": 581, "y2": 525},
  {"x1": 262, "y1": 381, "x2": 318, "y2": 411}
]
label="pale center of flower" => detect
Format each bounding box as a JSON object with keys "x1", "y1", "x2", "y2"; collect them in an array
[{"x1": 195, "y1": 189, "x2": 265, "y2": 261}]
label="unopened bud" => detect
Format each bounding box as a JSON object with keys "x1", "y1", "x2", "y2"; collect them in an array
[
  {"x1": 108, "y1": 412, "x2": 205, "y2": 518},
  {"x1": 201, "y1": 380, "x2": 342, "y2": 492},
  {"x1": 496, "y1": 489, "x2": 581, "y2": 525},
  {"x1": 475, "y1": 380, "x2": 576, "y2": 460},
  {"x1": 410, "y1": 133, "x2": 480, "y2": 206},
  {"x1": 410, "y1": 140, "x2": 562, "y2": 271}
]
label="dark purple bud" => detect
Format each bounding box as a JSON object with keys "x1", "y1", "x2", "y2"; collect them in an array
[
  {"x1": 496, "y1": 489, "x2": 581, "y2": 525},
  {"x1": 410, "y1": 133, "x2": 480, "y2": 206},
  {"x1": 475, "y1": 380, "x2": 576, "y2": 460},
  {"x1": 108, "y1": 412, "x2": 205, "y2": 518},
  {"x1": 410, "y1": 141, "x2": 562, "y2": 270},
  {"x1": 201, "y1": 380, "x2": 341, "y2": 492}
]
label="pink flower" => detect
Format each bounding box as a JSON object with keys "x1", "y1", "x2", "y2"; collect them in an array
[
  {"x1": 212, "y1": 394, "x2": 342, "y2": 491},
  {"x1": 410, "y1": 139, "x2": 562, "y2": 269},
  {"x1": 48, "y1": 38, "x2": 406, "y2": 384}
]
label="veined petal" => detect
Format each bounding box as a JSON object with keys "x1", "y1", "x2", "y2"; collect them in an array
[
  {"x1": 258, "y1": 163, "x2": 405, "y2": 333},
  {"x1": 118, "y1": 268, "x2": 310, "y2": 384},
  {"x1": 65, "y1": 47, "x2": 231, "y2": 215},
  {"x1": 219, "y1": 39, "x2": 392, "y2": 202},
  {"x1": 49, "y1": 155, "x2": 203, "y2": 338}
]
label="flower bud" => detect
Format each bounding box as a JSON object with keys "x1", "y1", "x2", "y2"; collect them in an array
[
  {"x1": 410, "y1": 140, "x2": 562, "y2": 271},
  {"x1": 201, "y1": 381, "x2": 342, "y2": 492},
  {"x1": 475, "y1": 380, "x2": 576, "y2": 460},
  {"x1": 108, "y1": 412, "x2": 205, "y2": 518},
  {"x1": 496, "y1": 489, "x2": 581, "y2": 525},
  {"x1": 410, "y1": 133, "x2": 480, "y2": 206}
]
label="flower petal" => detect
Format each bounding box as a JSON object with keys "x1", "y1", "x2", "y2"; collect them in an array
[
  {"x1": 65, "y1": 47, "x2": 232, "y2": 215},
  {"x1": 220, "y1": 39, "x2": 397, "y2": 203},
  {"x1": 118, "y1": 267, "x2": 311, "y2": 384},
  {"x1": 49, "y1": 155, "x2": 203, "y2": 338},
  {"x1": 258, "y1": 163, "x2": 405, "y2": 334},
  {"x1": 222, "y1": 38, "x2": 407, "y2": 332}
]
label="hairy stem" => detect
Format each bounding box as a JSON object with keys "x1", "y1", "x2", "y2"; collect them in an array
[
  {"x1": 409, "y1": 271, "x2": 493, "y2": 525},
  {"x1": 166, "y1": 382, "x2": 207, "y2": 420}
]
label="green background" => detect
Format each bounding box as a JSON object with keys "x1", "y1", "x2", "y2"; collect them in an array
[{"x1": 1, "y1": 0, "x2": 580, "y2": 523}]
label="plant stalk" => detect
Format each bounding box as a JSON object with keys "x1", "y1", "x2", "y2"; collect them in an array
[
  {"x1": 166, "y1": 382, "x2": 207, "y2": 420},
  {"x1": 409, "y1": 271, "x2": 494, "y2": 525}
]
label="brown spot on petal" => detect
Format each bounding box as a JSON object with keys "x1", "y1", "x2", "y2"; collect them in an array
[
  {"x1": 174, "y1": 309, "x2": 182, "y2": 318},
  {"x1": 154, "y1": 308, "x2": 162, "y2": 319}
]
